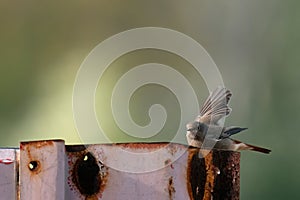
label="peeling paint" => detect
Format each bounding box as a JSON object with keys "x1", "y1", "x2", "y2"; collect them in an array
[
  {"x1": 164, "y1": 159, "x2": 172, "y2": 166},
  {"x1": 15, "y1": 141, "x2": 240, "y2": 199},
  {"x1": 20, "y1": 140, "x2": 59, "y2": 150},
  {"x1": 117, "y1": 142, "x2": 169, "y2": 150},
  {"x1": 168, "y1": 176, "x2": 176, "y2": 199},
  {"x1": 0, "y1": 158, "x2": 13, "y2": 165}
]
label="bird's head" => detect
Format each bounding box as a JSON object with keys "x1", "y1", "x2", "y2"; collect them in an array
[{"x1": 186, "y1": 121, "x2": 206, "y2": 135}]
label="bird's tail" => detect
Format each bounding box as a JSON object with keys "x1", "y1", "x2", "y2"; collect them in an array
[{"x1": 233, "y1": 139, "x2": 271, "y2": 154}]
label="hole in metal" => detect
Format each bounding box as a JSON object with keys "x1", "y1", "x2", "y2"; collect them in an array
[
  {"x1": 73, "y1": 152, "x2": 101, "y2": 196},
  {"x1": 28, "y1": 161, "x2": 39, "y2": 171}
]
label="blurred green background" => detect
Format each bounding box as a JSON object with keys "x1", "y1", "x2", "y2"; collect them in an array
[{"x1": 1, "y1": 0, "x2": 299, "y2": 199}]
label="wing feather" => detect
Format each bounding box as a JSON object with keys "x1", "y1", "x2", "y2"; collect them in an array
[{"x1": 196, "y1": 87, "x2": 232, "y2": 124}]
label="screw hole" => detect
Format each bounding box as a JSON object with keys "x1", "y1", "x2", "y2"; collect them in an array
[{"x1": 28, "y1": 161, "x2": 39, "y2": 171}]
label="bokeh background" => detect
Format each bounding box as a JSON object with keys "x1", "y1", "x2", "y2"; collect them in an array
[{"x1": 1, "y1": 0, "x2": 299, "y2": 199}]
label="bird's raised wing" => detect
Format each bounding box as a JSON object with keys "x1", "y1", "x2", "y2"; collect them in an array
[{"x1": 195, "y1": 87, "x2": 232, "y2": 125}]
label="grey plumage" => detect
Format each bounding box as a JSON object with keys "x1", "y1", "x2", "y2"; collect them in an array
[{"x1": 186, "y1": 87, "x2": 271, "y2": 154}]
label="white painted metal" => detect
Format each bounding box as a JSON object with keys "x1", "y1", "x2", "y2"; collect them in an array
[
  {"x1": 0, "y1": 141, "x2": 200, "y2": 199},
  {"x1": 66, "y1": 143, "x2": 191, "y2": 200},
  {"x1": 19, "y1": 140, "x2": 65, "y2": 200},
  {"x1": 0, "y1": 148, "x2": 17, "y2": 200}
]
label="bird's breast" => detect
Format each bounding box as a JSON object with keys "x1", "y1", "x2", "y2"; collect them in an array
[{"x1": 186, "y1": 132, "x2": 202, "y2": 148}]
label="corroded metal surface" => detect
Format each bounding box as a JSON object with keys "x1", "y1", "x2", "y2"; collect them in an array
[
  {"x1": 66, "y1": 143, "x2": 190, "y2": 200},
  {"x1": 65, "y1": 143, "x2": 240, "y2": 200},
  {"x1": 212, "y1": 151, "x2": 240, "y2": 200},
  {"x1": 0, "y1": 140, "x2": 240, "y2": 199},
  {"x1": 20, "y1": 140, "x2": 65, "y2": 200}
]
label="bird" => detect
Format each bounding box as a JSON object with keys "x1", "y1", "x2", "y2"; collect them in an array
[{"x1": 186, "y1": 86, "x2": 271, "y2": 154}]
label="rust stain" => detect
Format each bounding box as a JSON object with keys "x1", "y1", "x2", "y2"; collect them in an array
[
  {"x1": 164, "y1": 159, "x2": 172, "y2": 166},
  {"x1": 167, "y1": 143, "x2": 179, "y2": 156},
  {"x1": 186, "y1": 149, "x2": 194, "y2": 200},
  {"x1": 21, "y1": 140, "x2": 60, "y2": 150},
  {"x1": 203, "y1": 152, "x2": 215, "y2": 200},
  {"x1": 187, "y1": 149, "x2": 220, "y2": 200},
  {"x1": 66, "y1": 142, "x2": 187, "y2": 152},
  {"x1": 85, "y1": 195, "x2": 98, "y2": 200},
  {"x1": 20, "y1": 142, "x2": 45, "y2": 176},
  {"x1": 117, "y1": 142, "x2": 169, "y2": 150},
  {"x1": 187, "y1": 149, "x2": 240, "y2": 200},
  {"x1": 168, "y1": 176, "x2": 176, "y2": 199},
  {"x1": 212, "y1": 151, "x2": 240, "y2": 199},
  {"x1": 98, "y1": 161, "x2": 108, "y2": 199},
  {"x1": 186, "y1": 148, "x2": 206, "y2": 200},
  {"x1": 66, "y1": 150, "x2": 84, "y2": 197}
]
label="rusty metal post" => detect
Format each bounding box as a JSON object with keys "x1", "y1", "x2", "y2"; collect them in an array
[
  {"x1": 65, "y1": 143, "x2": 240, "y2": 200},
  {"x1": 187, "y1": 148, "x2": 240, "y2": 200},
  {"x1": 1, "y1": 140, "x2": 240, "y2": 199},
  {"x1": 20, "y1": 140, "x2": 65, "y2": 200}
]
